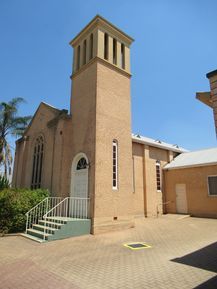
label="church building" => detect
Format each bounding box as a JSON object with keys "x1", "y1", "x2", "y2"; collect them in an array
[{"x1": 12, "y1": 16, "x2": 216, "y2": 241}]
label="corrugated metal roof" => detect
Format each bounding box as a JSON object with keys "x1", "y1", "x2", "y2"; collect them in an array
[
  {"x1": 164, "y1": 147, "x2": 217, "y2": 170},
  {"x1": 132, "y1": 134, "x2": 188, "y2": 153}
]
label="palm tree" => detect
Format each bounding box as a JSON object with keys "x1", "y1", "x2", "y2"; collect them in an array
[{"x1": 0, "y1": 97, "x2": 31, "y2": 177}]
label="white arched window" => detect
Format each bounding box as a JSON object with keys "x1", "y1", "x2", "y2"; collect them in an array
[
  {"x1": 112, "y1": 140, "x2": 118, "y2": 189},
  {"x1": 76, "y1": 157, "x2": 87, "y2": 170},
  {"x1": 31, "y1": 136, "x2": 44, "y2": 189}
]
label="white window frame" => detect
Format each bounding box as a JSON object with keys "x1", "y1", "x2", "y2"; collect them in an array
[
  {"x1": 112, "y1": 140, "x2": 118, "y2": 190},
  {"x1": 207, "y1": 175, "x2": 217, "y2": 197},
  {"x1": 156, "y1": 161, "x2": 161, "y2": 192}
]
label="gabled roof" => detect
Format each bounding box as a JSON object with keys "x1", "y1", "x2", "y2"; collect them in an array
[
  {"x1": 23, "y1": 102, "x2": 62, "y2": 135},
  {"x1": 164, "y1": 147, "x2": 217, "y2": 170},
  {"x1": 132, "y1": 134, "x2": 187, "y2": 153},
  {"x1": 16, "y1": 102, "x2": 68, "y2": 143}
]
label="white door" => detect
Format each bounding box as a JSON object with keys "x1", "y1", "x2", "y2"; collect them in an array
[
  {"x1": 175, "y1": 184, "x2": 188, "y2": 214},
  {"x1": 70, "y1": 155, "x2": 89, "y2": 218},
  {"x1": 73, "y1": 169, "x2": 88, "y2": 198}
]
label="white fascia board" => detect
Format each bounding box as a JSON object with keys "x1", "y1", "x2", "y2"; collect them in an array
[
  {"x1": 163, "y1": 162, "x2": 217, "y2": 170},
  {"x1": 132, "y1": 136, "x2": 187, "y2": 153}
]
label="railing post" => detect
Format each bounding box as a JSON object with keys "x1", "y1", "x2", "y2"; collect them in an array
[
  {"x1": 66, "y1": 198, "x2": 68, "y2": 218},
  {"x1": 26, "y1": 213, "x2": 28, "y2": 234},
  {"x1": 44, "y1": 216, "x2": 46, "y2": 241},
  {"x1": 46, "y1": 197, "x2": 49, "y2": 214}
]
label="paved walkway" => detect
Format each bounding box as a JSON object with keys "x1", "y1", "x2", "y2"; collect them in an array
[{"x1": 0, "y1": 215, "x2": 217, "y2": 289}]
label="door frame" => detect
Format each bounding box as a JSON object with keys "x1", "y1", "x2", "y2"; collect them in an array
[
  {"x1": 175, "y1": 183, "x2": 188, "y2": 214},
  {"x1": 70, "y1": 152, "x2": 89, "y2": 198}
]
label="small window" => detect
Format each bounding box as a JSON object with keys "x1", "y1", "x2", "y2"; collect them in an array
[
  {"x1": 156, "y1": 161, "x2": 161, "y2": 191},
  {"x1": 77, "y1": 45, "x2": 80, "y2": 70},
  {"x1": 208, "y1": 176, "x2": 217, "y2": 196},
  {"x1": 121, "y1": 43, "x2": 125, "y2": 69},
  {"x1": 76, "y1": 158, "x2": 87, "y2": 170},
  {"x1": 31, "y1": 136, "x2": 44, "y2": 189},
  {"x1": 112, "y1": 140, "x2": 118, "y2": 189},
  {"x1": 104, "y1": 33, "x2": 108, "y2": 60},
  {"x1": 83, "y1": 40, "x2": 87, "y2": 65},
  {"x1": 113, "y1": 38, "x2": 117, "y2": 65},
  {"x1": 89, "y1": 33, "x2": 93, "y2": 60}
]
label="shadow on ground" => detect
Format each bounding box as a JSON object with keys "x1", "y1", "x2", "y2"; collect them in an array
[
  {"x1": 193, "y1": 275, "x2": 217, "y2": 289},
  {"x1": 171, "y1": 242, "x2": 217, "y2": 288},
  {"x1": 171, "y1": 241, "x2": 217, "y2": 273}
]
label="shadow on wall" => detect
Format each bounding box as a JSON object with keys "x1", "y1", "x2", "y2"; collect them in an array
[{"x1": 171, "y1": 241, "x2": 217, "y2": 288}]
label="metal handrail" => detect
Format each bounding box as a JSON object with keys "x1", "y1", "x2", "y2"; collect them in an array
[
  {"x1": 156, "y1": 201, "x2": 172, "y2": 217},
  {"x1": 43, "y1": 197, "x2": 90, "y2": 240},
  {"x1": 25, "y1": 197, "x2": 63, "y2": 234},
  {"x1": 43, "y1": 197, "x2": 67, "y2": 219},
  {"x1": 25, "y1": 197, "x2": 49, "y2": 216}
]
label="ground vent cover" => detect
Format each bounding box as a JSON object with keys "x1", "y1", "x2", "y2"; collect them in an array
[{"x1": 123, "y1": 242, "x2": 152, "y2": 250}]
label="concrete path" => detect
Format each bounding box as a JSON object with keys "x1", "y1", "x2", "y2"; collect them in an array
[{"x1": 0, "y1": 215, "x2": 217, "y2": 289}]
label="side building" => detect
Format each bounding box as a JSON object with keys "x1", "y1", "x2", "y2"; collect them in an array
[{"x1": 164, "y1": 148, "x2": 217, "y2": 218}]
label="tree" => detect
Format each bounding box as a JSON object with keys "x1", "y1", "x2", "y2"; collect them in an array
[{"x1": 0, "y1": 98, "x2": 31, "y2": 178}]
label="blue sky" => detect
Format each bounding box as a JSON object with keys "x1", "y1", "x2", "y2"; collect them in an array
[{"x1": 0, "y1": 0, "x2": 217, "y2": 151}]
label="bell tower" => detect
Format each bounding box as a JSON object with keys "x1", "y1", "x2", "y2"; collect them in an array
[{"x1": 69, "y1": 15, "x2": 135, "y2": 233}]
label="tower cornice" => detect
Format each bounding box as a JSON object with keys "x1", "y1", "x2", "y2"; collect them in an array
[
  {"x1": 69, "y1": 15, "x2": 134, "y2": 47},
  {"x1": 70, "y1": 56, "x2": 132, "y2": 80}
]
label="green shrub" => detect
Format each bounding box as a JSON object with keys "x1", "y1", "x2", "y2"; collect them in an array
[
  {"x1": 0, "y1": 175, "x2": 10, "y2": 190},
  {"x1": 0, "y1": 188, "x2": 49, "y2": 235}
]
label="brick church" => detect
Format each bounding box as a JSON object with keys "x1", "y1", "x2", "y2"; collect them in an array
[{"x1": 12, "y1": 15, "x2": 217, "y2": 240}]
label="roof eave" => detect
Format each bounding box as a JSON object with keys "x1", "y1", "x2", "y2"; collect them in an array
[
  {"x1": 206, "y1": 69, "x2": 217, "y2": 79},
  {"x1": 164, "y1": 162, "x2": 217, "y2": 170},
  {"x1": 196, "y1": 92, "x2": 212, "y2": 108},
  {"x1": 132, "y1": 137, "x2": 187, "y2": 153},
  {"x1": 69, "y1": 14, "x2": 134, "y2": 47}
]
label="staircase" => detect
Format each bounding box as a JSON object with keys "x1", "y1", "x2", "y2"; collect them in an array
[{"x1": 22, "y1": 197, "x2": 91, "y2": 242}]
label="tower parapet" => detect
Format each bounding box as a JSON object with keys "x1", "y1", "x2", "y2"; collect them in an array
[{"x1": 70, "y1": 15, "x2": 134, "y2": 75}]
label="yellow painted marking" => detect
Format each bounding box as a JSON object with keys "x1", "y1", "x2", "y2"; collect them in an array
[{"x1": 123, "y1": 242, "x2": 152, "y2": 250}]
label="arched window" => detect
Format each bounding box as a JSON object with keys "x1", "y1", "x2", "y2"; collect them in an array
[
  {"x1": 76, "y1": 157, "x2": 87, "y2": 170},
  {"x1": 89, "y1": 33, "x2": 93, "y2": 60},
  {"x1": 112, "y1": 140, "x2": 118, "y2": 189},
  {"x1": 156, "y1": 161, "x2": 161, "y2": 191},
  {"x1": 83, "y1": 40, "x2": 87, "y2": 65},
  {"x1": 77, "y1": 45, "x2": 80, "y2": 70},
  {"x1": 104, "y1": 33, "x2": 108, "y2": 60},
  {"x1": 31, "y1": 136, "x2": 44, "y2": 189}
]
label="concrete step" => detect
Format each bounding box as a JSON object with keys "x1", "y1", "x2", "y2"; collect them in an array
[
  {"x1": 45, "y1": 217, "x2": 67, "y2": 224},
  {"x1": 38, "y1": 220, "x2": 64, "y2": 228},
  {"x1": 47, "y1": 218, "x2": 91, "y2": 241},
  {"x1": 32, "y1": 224, "x2": 57, "y2": 234},
  {"x1": 27, "y1": 228, "x2": 51, "y2": 240},
  {"x1": 25, "y1": 218, "x2": 91, "y2": 242},
  {"x1": 20, "y1": 233, "x2": 45, "y2": 243}
]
